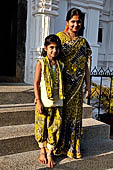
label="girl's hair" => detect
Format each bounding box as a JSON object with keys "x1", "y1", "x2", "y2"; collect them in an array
[
  {"x1": 41, "y1": 34, "x2": 62, "y2": 58},
  {"x1": 66, "y1": 8, "x2": 83, "y2": 22}
]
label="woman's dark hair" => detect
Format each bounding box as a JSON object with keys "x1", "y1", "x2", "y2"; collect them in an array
[
  {"x1": 66, "y1": 8, "x2": 83, "y2": 22},
  {"x1": 41, "y1": 34, "x2": 62, "y2": 57}
]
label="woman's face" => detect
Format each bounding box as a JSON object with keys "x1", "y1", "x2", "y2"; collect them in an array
[{"x1": 67, "y1": 14, "x2": 82, "y2": 33}]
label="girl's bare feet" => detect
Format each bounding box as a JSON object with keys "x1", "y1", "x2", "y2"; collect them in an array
[
  {"x1": 47, "y1": 152, "x2": 56, "y2": 168},
  {"x1": 39, "y1": 147, "x2": 47, "y2": 164}
]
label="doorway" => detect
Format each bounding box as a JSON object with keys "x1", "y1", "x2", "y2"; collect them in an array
[{"x1": 0, "y1": 0, "x2": 17, "y2": 81}]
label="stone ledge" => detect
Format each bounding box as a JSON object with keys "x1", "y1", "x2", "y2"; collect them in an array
[
  {"x1": 83, "y1": 103, "x2": 92, "y2": 119},
  {"x1": 82, "y1": 118, "x2": 110, "y2": 142},
  {"x1": 0, "y1": 83, "x2": 33, "y2": 92},
  {"x1": 0, "y1": 103, "x2": 35, "y2": 110},
  {"x1": 0, "y1": 124, "x2": 34, "y2": 140}
]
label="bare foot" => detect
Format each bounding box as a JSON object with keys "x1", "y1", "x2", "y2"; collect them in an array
[
  {"x1": 47, "y1": 154, "x2": 56, "y2": 168},
  {"x1": 39, "y1": 147, "x2": 47, "y2": 164}
]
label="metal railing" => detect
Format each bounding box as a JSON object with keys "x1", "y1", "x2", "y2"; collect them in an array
[{"x1": 88, "y1": 67, "x2": 113, "y2": 119}]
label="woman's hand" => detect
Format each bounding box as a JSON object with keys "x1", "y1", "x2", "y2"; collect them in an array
[
  {"x1": 85, "y1": 84, "x2": 91, "y2": 99},
  {"x1": 36, "y1": 100, "x2": 44, "y2": 114}
]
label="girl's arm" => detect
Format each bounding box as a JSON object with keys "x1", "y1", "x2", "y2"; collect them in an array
[{"x1": 34, "y1": 61, "x2": 43, "y2": 114}]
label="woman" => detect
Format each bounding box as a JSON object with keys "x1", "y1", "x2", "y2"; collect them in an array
[{"x1": 56, "y1": 8, "x2": 92, "y2": 159}]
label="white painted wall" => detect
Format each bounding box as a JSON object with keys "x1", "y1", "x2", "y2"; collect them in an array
[
  {"x1": 54, "y1": 0, "x2": 67, "y2": 34},
  {"x1": 24, "y1": 0, "x2": 105, "y2": 84},
  {"x1": 98, "y1": 0, "x2": 113, "y2": 70}
]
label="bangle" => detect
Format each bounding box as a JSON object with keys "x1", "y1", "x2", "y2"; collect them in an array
[
  {"x1": 36, "y1": 98, "x2": 40, "y2": 101},
  {"x1": 35, "y1": 98, "x2": 40, "y2": 104}
]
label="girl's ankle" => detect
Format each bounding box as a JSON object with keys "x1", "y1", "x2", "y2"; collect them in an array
[{"x1": 40, "y1": 147, "x2": 46, "y2": 153}]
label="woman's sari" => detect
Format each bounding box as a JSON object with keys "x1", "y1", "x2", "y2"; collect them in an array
[{"x1": 56, "y1": 32, "x2": 92, "y2": 158}]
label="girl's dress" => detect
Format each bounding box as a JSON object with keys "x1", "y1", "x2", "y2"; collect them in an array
[
  {"x1": 57, "y1": 32, "x2": 92, "y2": 158},
  {"x1": 35, "y1": 56, "x2": 64, "y2": 151}
]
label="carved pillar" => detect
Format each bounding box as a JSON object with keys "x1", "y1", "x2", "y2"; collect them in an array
[{"x1": 24, "y1": 0, "x2": 59, "y2": 84}]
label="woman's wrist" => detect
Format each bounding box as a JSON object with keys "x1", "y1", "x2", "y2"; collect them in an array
[{"x1": 86, "y1": 82, "x2": 90, "y2": 87}]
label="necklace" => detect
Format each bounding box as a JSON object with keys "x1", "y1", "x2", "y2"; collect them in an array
[
  {"x1": 52, "y1": 65, "x2": 56, "y2": 72},
  {"x1": 65, "y1": 31, "x2": 78, "y2": 40}
]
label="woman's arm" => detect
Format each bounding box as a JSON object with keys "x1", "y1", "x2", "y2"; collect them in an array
[
  {"x1": 34, "y1": 61, "x2": 43, "y2": 114},
  {"x1": 85, "y1": 63, "x2": 91, "y2": 98}
]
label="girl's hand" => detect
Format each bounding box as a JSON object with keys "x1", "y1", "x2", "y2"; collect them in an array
[{"x1": 36, "y1": 100, "x2": 44, "y2": 114}]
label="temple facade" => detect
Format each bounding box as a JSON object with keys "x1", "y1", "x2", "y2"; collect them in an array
[
  {"x1": 0, "y1": 0, "x2": 113, "y2": 84},
  {"x1": 25, "y1": 0, "x2": 113, "y2": 84}
]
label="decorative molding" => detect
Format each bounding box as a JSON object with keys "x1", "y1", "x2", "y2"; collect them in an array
[
  {"x1": 32, "y1": 0, "x2": 59, "y2": 16},
  {"x1": 71, "y1": 0, "x2": 104, "y2": 10},
  {"x1": 100, "y1": 10, "x2": 113, "y2": 22},
  {"x1": 103, "y1": 10, "x2": 110, "y2": 16},
  {"x1": 110, "y1": 10, "x2": 113, "y2": 15},
  {"x1": 88, "y1": 0, "x2": 104, "y2": 10},
  {"x1": 91, "y1": 44, "x2": 100, "y2": 48},
  {"x1": 103, "y1": 0, "x2": 106, "y2": 7},
  {"x1": 88, "y1": 0, "x2": 104, "y2": 6}
]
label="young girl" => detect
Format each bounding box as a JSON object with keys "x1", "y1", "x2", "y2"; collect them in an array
[{"x1": 34, "y1": 34, "x2": 64, "y2": 168}]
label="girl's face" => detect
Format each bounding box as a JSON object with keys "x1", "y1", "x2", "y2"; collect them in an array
[
  {"x1": 44, "y1": 43, "x2": 60, "y2": 60},
  {"x1": 67, "y1": 14, "x2": 82, "y2": 33}
]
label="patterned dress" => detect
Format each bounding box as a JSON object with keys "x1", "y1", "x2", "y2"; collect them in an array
[
  {"x1": 35, "y1": 57, "x2": 64, "y2": 151},
  {"x1": 56, "y1": 32, "x2": 92, "y2": 158}
]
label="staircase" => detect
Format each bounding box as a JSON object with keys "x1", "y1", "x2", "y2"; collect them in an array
[{"x1": 0, "y1": 84, "x2": 113, "y2": 170}]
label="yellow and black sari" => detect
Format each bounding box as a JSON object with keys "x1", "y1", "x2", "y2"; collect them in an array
[{"x1": 56, "y1": 32, "x2": 92, "y2": 158}]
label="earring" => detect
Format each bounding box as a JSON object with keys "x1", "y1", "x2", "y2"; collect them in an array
[{"x1": 64, "y1": 23, "x2": 69, "y2": 32}]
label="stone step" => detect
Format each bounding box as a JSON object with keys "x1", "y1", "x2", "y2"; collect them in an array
[
  {"x1": 0, "y1": 118, "x2": 110, "y2": 156},
  {"x1": 0, "y1": 84, "x2": 34, "y2": 105},
  {"x1": 0, "y1": 103, "x2": 92, "y2": 127},
  {"x1": 82, "y1": 118, "x2": 110, "y2": 143},
  {"x1": 0, "y1": 139, "x2": 113, "y2": 170},
  {"x1": 0, "y1": 104, "x2": 35, "y2": 126},
  {"x1": 0, "y1": 124, "x2": 37, "y2": 156}
]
